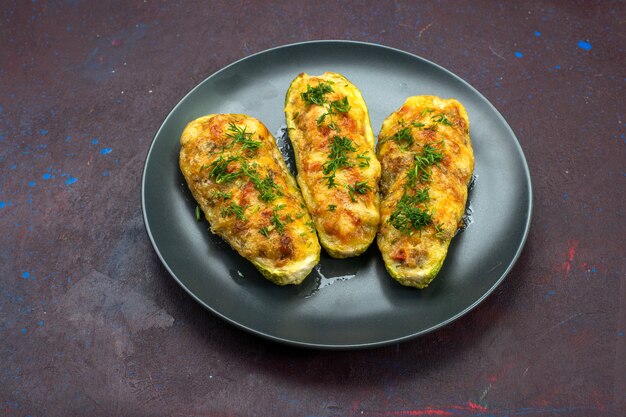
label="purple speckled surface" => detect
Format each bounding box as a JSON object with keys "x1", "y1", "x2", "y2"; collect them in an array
[{"x1": 1, "y1": 1, "x2": 624, "y2": 416}]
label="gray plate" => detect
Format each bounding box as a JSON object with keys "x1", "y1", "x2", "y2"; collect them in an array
[{"x1": 142, "y1": 41, "x2": 532, "y2": 349}]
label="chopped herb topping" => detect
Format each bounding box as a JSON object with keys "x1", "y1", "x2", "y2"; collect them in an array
[
  {"x1": 347, "y1": 181, "x2": 372, "y2": 202},
  {"x1": 209, "y1": 155, "x2": 241, "y2": 183},
  {"x1": 221, "y1": 202, "x2": 246, "y2": 221},
  {"x1": 421, "y1": 108, "x2": 434, "y2": 116},
  {"x1": 259, "y1": 227, "x2": 270, "y2": 238},
  {"x1": 388, "y1": 192, "x2": 433, "y2": 234},
  {"x1": 434, "y1": 222, "x2": 445, "y2": 239},
  {"x1": 431, "y1": 114, "x2": 453, "y2": 126},
  {"x1": 305, "y1": 220, "x2": 316, "y2": 233},
  {"x1": 327, "y1": 204, "x2": 337, "y2": 212},
  {"x1": 357, "y1": 153, "x2": 371, "y2": 168},
  {"x1": 301, "y1": 82, "x2": 334, "y2": 106},
  {"x1": 195, "y1": 205, "x2": 201, "y2": 221},
  {"x1": 211, "y1": 190, "x2": 232, "y2": 201},
  {"x1": 317, "y1": 97, "x2": 351, "y2": 125},
  {"x1": 322, "y1": 135, "x2": 357, "y2": 188},
  {"x1": 225, "y1": 123, "x2": 261, "y2": 151},
  {"x1": 327, "y1": 121, "x2": 340, "y2": 131},
  {"x1": 250, "y1": 173, "x2": 282, "y2": 202},
  {"x1": 390, "y1": 126, "x2": 414, "y2": 149},
  {"x1": 406, "y1": 143, "x2": 444, "y2": 187},
  {"x1": 292, "y1": 112, "x2": 299, "y2": 120},
  {"x1": 271, "y1": 204, "x2": 287, "y2": 234}
]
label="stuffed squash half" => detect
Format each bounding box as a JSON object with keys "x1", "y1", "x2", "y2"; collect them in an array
[
  {"x1": 284, "y1": 72, "x2": 381, "y2": 258},
  {"x1": 377, "y1": 96, "x2": 474, "y2": 288},
  {"x1": 179, "y1": 114, "x2": 321, "y2": 285}
]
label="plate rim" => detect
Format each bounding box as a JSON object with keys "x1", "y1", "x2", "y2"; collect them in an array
[{"x1": 141, "y1": 40, "x2": 533, "y2": 349}]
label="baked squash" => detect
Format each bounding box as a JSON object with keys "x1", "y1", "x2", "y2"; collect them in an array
[
  {"x1": 377, "y1": 96, "x2": 474, "y2": 288},
  {"x1": 179, "y1": 114, "x2": 321, "y2": 285},
  {"x1": 284, "y1": 72, "x2": 381, "y2": 258}
]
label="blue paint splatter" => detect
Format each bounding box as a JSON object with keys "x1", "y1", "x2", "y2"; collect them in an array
[
  {"x1": 562, "y1": 192, "x2": 569, "y2": 201},
  {"x1": 102, "y1": 170, "x2": 110, "y2": 177},
  {"x1": 42, "y1": 173, "x2": 52, "y2": 180},
  {"x1": 578, "y1": 40, "x2": 592, "y2": 51},
  {"x1": 65, "y1": 176, "x2": 77, "y2": 186},
  {"x1": 544, "y1": 291, "x2": 557, "y2": 299},
  {"x1": 0, "y1": 201, "x2": 6, "y2": 208},
  {"x1": 20, "y1": 328, "x2": 27, "y2": 334},
  {"x1": 514, "y1": 51, "x2": 523, "y2": 58},
  {"x1": 534, "y1": 31, "x2": 541, "y2": 37},
  {"x1": 10, "y1": 164, "x2": 16, "y2": 169},
  {"x1": 619, "y1": 331, "x2": 624, "y2": 337},
  {"x1": 590, "y1": 267, "x2": 597, "y2": 273},
  {"x1": 21, "y1": 272, "x2": 31, "y2": 279},
  {"x1": 39, "y1": 129, "x2": 48, "y2": 136},
  {"x1": 91, "y1": 138, "x2": 99, "y2": 145},
  {"x1": 37, "y1": 321, "x2": 44, "y2": 326},
  {"x1": 28, "y1": 181, "x2": 35, "y2": 187},
  {"x1": 100, "y1": 148, "x2": 112, "y2": 155},
  {"x1": 66, "y1": 25, "x2": 72, "y2": 32},
  {"x1": 0, "y1": 104, "x2": 3, "y2": 113},
  {"x1": 555, "y1": 65, "x2": 561, "y2": 69},
  {"x1": 66, "y1": 135, "x2": 72, "y2": 141}
]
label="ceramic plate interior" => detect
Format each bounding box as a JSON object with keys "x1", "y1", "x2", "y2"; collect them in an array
[{"x1": 142, "y1": 41, "x2": 532, "y2": 349}]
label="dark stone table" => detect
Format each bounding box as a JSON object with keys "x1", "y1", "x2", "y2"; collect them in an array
[{"x1": 1, "y1": 1, "x2": 624, "y2": 416}]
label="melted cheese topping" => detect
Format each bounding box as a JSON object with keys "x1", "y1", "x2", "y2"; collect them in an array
[
  {"x1": 179, "y1": 114, "x2": 320, "y2": 285},
  {"x1": 285, "y1": 72, "x2": 381, "y2": 258},
  {"x1": 377, "y1": 96, "x2": 474, "y2": 288}
]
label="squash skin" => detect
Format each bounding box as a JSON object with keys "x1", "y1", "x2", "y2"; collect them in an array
[
  {"x1": 285, "y1": 72, "x2": 381, "y2": 258},
  {"x1": 376, "y1": 96, "x2": 474, "y2": 288},
  {"x1": 179, "y1": 114, "x2": 320, "y2": 285}
]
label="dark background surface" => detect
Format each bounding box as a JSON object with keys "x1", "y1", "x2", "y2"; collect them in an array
[{"x1": 1, "y1": 1, "x2": 624, "y2": 416}]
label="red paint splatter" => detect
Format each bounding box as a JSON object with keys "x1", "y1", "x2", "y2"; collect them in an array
[
  {"x1": 466, "y1": 401, "x2": 488, "y2": 412},
  {"x1": 111, "y1": 38, "x2": 123, "y2": 47},
  {"x1": 376, "y1": 409, "x2": 453, "y2": 416},
  {"x1": 360, "y1": 402, "x2": 490, "y2": 417},
  {"x1": 557, "y1": 239, "x2": 578, "y2": 279}
]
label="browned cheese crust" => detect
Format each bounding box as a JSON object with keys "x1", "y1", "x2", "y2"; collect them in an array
[
  {"x1": 179, "y1": 114, "x2": 320, "y2": 285},
  {"x1": 377, "y1": 96, "x2": 474, "y2": 288}
]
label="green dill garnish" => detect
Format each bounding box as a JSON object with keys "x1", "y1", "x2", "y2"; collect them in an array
[
  {"x1": 305, "y1": 220, "x2": 316, "y2": 233},
  {"x1": 390, "y1": 126, "x2": 414, "y2": 149},
  {"x1": 421, "y1": 108, "x2": 434, "y2": 116},
  {"x1": 357, "y1": 153, "x2": 370, "y2": 168},
  {"x1": 252, "y1": 174, "x2": 283, "y2": 202},
  {"x1": 271, "y1": 204, "x2": 287, "y2": 234},
  {"x1": 412, "y1": 122, "x2": 426, "y2": 129},
  {"x1": 434, "y1": 222, "x2": 445, "y2": 238},
  {"x1": 221, "y1": 202, "x2": 246, "y2": 221},
  {"x1": 259, "y1": 227, "x2": 270, "y2": 238},
  {"x1": 327, "y1": 121, "x2": 340, "y2": 131},
  {"x1": 327, "y1": 204, "x2": 337, "y2": 212},
  {"x1": 329, "y1": 96, "x2": 350, "y2": 113},
  {"x1": 295, "y1": 212, "x2": 306, "y2": 219},
  {"x1": 211, "y1": 190, "x2": 232, "y2": 201},
  {"x1": 346, "y1": 181, "x2": 371, "y2": 203},
  {"x1": 348, "y1": 181, "x2": 372, "y2": 195},
  {"x1": 209, "y1": 155, "x2": 241, "y2": 183},
  {"x1": 225, "y1": 123, "x2": 261, "y2": 151},
  {"x1": 406, "y1": 143, "x2": 444, "y2": 187},
  {"x1": 322, "y1": 135, "x2": 357, "y2": 188},
  {"x1": 301, "y1": 82, "x2": 334, "y2": 106},
  {"x1": 388, "y1": 192, "x2": 434, "y2": 234},
  {"x1": 431, "y1": 114, "x2": 453, "y2": 126},
  {"x1": 195, "y1": 205, "x2": 201, "y2": 221},
  {"x1": 317, "y1": 97, "x2": 351, "y2": 125}
]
